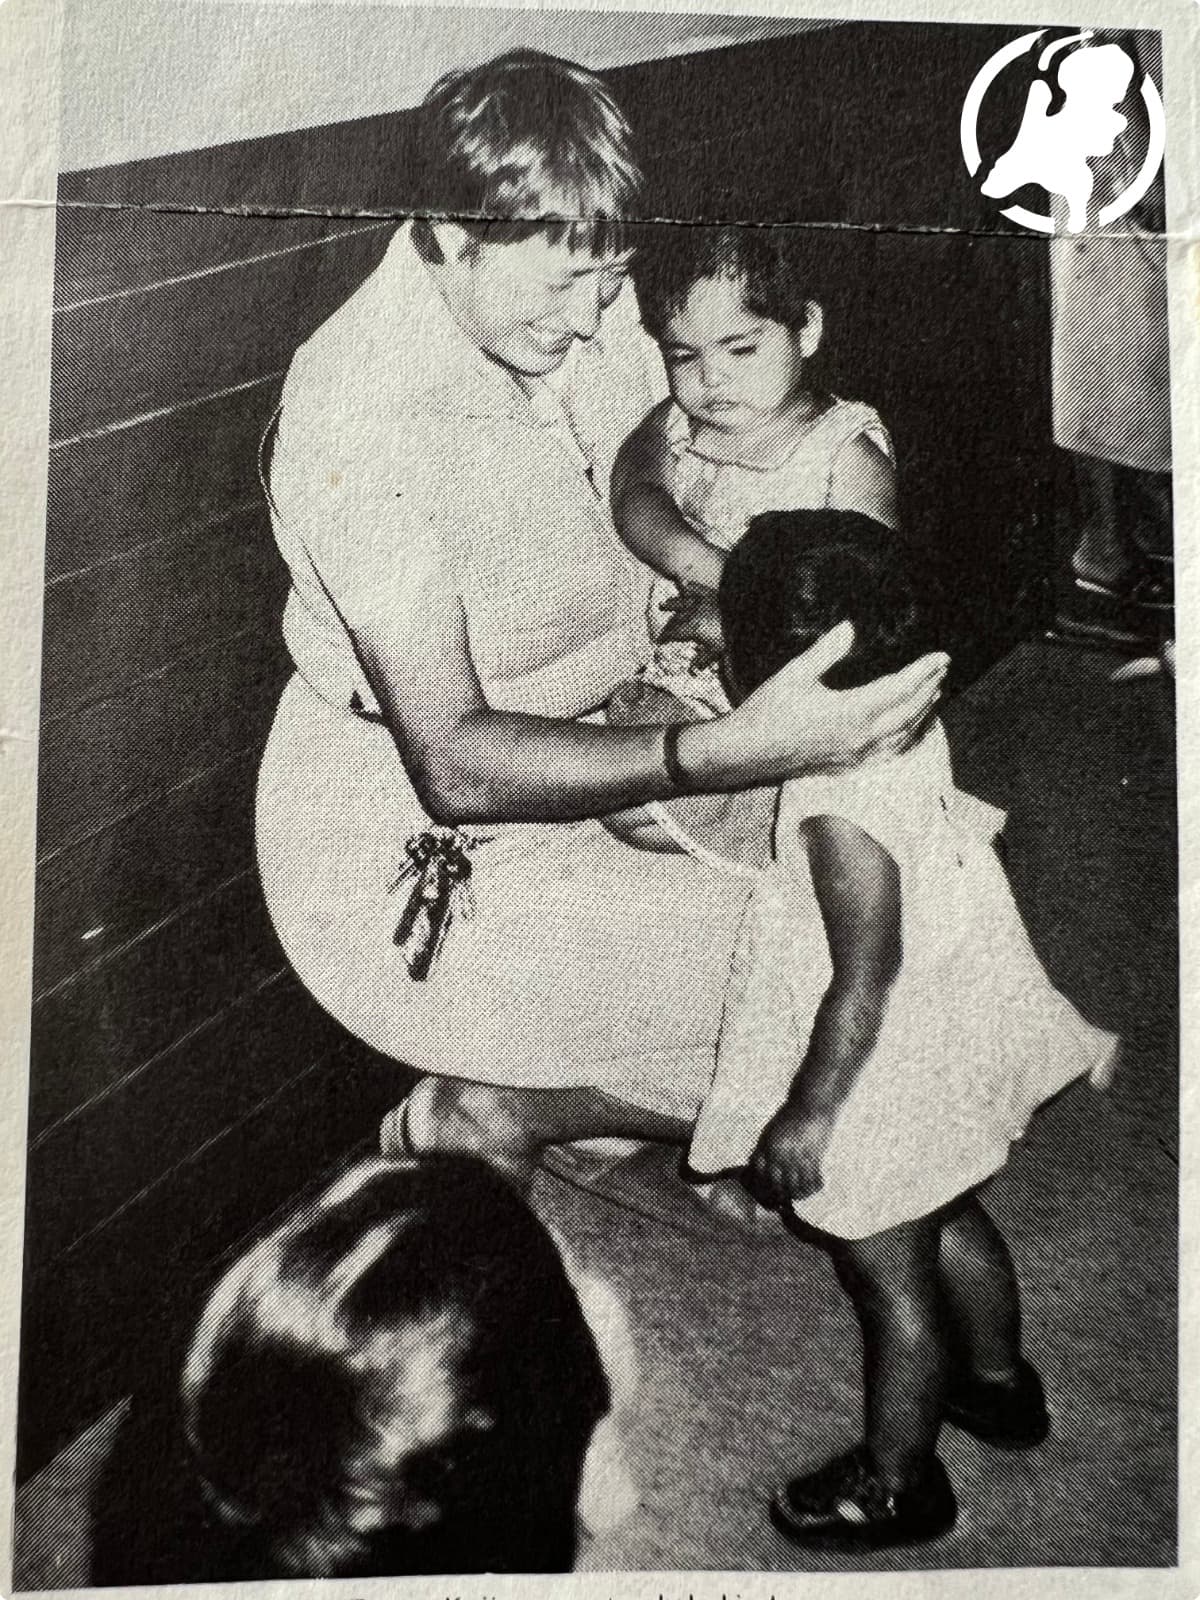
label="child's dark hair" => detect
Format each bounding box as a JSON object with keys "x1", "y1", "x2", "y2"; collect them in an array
[
  {"x1": 720, "y1": 510, "x2": 933, "y2": 694},
  {"x1": 633, "y1": 224, "x2": 815, "y2": 342},
  {"x1": 92, "y1": 1156, "x2": 609, "y2": 1582}
]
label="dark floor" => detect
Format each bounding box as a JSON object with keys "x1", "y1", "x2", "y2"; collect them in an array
[{"x1": 14, "y1": 638, "x2": 1177, "y2": 1584}]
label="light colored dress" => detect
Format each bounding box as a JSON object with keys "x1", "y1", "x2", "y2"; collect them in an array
[
  {"x1": 615, "y1": 395, "x2": 893, "y2": 870},
  {"x1": 688, "y1": 721, "x2": 1118, "y2": 1239},
  {"x1": 255, "y1": 225, "x2": 756, "y2": 1118},
  {"x1": 1050, "y1": 230, "x2": 1170, "y2": 474},
  {"x1": 669, "y1": 394, "x2": 892, "y2": 548}
]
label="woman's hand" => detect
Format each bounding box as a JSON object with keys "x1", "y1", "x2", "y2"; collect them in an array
[
  {"x1": 749, "y1": 1101, "x2": 836, "y2": 1207},
  {"x1": 686, "y1": 622, "x2": 949, "y2": 787},
  {"x1": 349, "y1": 505, "x2": 944, "y2": 822}
]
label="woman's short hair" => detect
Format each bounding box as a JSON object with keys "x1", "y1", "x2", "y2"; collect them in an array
[
  {"x1": 411, "y1": 50, "x2": 641, "y2": 262},
  {"x1": 720, "y1": 510, "x2": 934, "y2": 694},
  {"x1": 180, "y1": 1156, "x2": 609, "y2": 1577},
  {"x1": 633, "y1": 224, "x2": 816, "y2": 341}
]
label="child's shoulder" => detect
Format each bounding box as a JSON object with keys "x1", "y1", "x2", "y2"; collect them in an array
[{"x1": 814, "y1": 395, "x2": 893, "y2": 455}]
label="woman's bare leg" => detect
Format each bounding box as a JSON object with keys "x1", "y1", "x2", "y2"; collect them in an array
[
  {"x1": 392, "y1": 1074, "x2": 691, "y2": 1183},
  {"x1": 1071, "y1": 454, "x2": 1126, "y2": 589}
]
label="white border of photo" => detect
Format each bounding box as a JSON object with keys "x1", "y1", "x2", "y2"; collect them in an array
[{"x1": 0, "y1": 1, "x2": 1195, "y2": 1596}]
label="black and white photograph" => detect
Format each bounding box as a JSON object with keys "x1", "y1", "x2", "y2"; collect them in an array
[{"x1": 6, "y1": 0, "x2": 1186, "y2": 1586}]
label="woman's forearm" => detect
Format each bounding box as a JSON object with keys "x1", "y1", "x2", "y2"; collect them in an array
[
  {"x1": 420, "y1": 706, "x2": 741, "y2": 825},
  {"x1": 362, "y1": 588, "x2": 950, "y2": 830}
]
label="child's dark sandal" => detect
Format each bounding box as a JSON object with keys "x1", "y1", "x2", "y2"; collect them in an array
[
  {"x1": 770, "y1": 1446, "x2": 957, "y2": 1551},
  {"x1": 943, "y1": 1357, "x2": 1050, "y2": 1449}
]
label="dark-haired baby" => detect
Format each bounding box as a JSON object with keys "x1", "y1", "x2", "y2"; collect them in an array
[
  {"x1": 602, "y1": 224, "x2": 897, "y2": 865},
  {"x1": 611, "y1": 223, "x2": 896, "y2": 717}
]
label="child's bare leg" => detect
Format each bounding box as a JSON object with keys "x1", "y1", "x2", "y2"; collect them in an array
[
  {"x1": 937, "y1": 1196, "x2": 1022, "y2": 1379},
  {"x1": 772, "y1": 1218, "x2": 959, "y2": 1548},
  {"x1": 827, "y1": 1216, "x2": 949, "y2": 1486},
  {"x1": 937, "y1": 1196, "x2": 1049, "y2": 1447}
]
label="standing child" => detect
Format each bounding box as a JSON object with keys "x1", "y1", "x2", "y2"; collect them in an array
[
  {"x1": 602, "y1": 225, "x2": 896, "y2": 865},
  {"x1": 689, "y1": 510, "x2": 1116, "y2": 1549}
]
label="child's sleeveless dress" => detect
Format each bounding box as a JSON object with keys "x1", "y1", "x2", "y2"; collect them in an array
[
  {"x1": 648, "y1": 394, "x2": 894, "y2": 701},
  {"x1": 606, "y1": 396, "x2": 894, "y2": 872},
  {"x1": 687, "y1": 721, "x2": 1118, "y2": 1239}
]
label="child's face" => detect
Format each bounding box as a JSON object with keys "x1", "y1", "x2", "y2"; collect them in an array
[{"x1": 658, "y1": 274, "x2": 815, "y2": 433}]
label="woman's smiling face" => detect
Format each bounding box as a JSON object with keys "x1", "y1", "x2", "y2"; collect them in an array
[
  {"x1": 437, "y1": 227, "x2": 634, "y2": 377},
  {"x1": 659, "y1": 273, "x2": 814, "y2": 432}
]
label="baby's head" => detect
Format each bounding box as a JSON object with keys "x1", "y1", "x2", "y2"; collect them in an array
[
  {"x1": 720, "y1": 510, "x2": 934, "y2": 697},
  {"x1": 633, "y1": 226, "x2": 821, "y2": 433},
  {"x1": 182, "y1": 1156, "x2": 609, "y2": 1576}
]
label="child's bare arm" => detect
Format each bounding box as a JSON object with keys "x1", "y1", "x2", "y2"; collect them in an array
[
  {"x1": 610, "y1": 403, "x2": 727, "y2": 591},
  {"x1": 789, "y1": 814, "x2": 903, "y2": 1113},
  {"x1": 750, "y1": 814, "x2": 902, "y2": 1204},
  {"x1": 828, "y1": 433, "x2": 899, "y2": 530}
]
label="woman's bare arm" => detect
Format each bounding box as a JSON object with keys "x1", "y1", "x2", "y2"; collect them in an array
[
  {"x1": 353, "y1": 583, "x2": 676, "y2": 824},
  {"x1": 349, "y1": 535, "x2": 948, "y2": 826}
]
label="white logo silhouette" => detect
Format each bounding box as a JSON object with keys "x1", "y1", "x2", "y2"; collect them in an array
[{"x1": 960, "y1": 30, "x2": 1165, "y2": 234}]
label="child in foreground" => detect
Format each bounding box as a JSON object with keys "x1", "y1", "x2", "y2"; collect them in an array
[
  {"x1": 689, "y1": 510, "x2": 1116, "y2": 1550},
  {"x1": 91, "y1": 1156, "x2": 636, "y2": 1581},
  {"x1": 604, "y1": 225, "x2": 895, "y2": 865}
]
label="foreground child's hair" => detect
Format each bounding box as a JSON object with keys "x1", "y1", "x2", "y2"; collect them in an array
[
  {"x1": 633, "y1": 224, "x2": 817, "y2": 342},
  {"x1": 411, "y1": 50, "x2": 641, "y2": 262},
  {"x1": 720, "y1": 510, "x2": 933, "y2": 694},
  {"x1": 174, "y1": 1156, "x2": 608, "y2": 1577}
]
